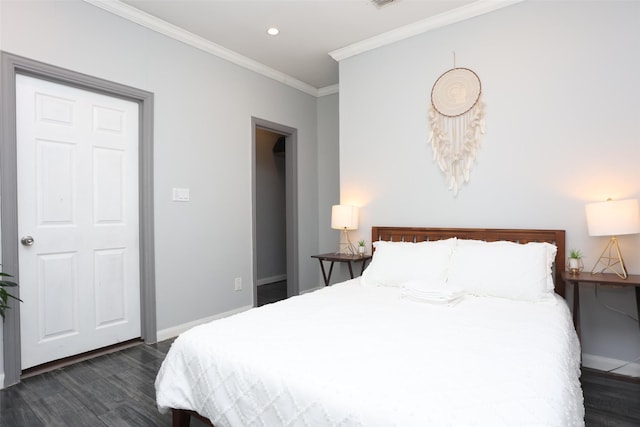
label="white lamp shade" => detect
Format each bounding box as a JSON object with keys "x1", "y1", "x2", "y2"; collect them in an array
[
  {"x1": 331, "y1": 205, "x2": 358, "y2": 230},
  {"x1": 585, "y1": 198, "x2": 640, "y2": 236}
]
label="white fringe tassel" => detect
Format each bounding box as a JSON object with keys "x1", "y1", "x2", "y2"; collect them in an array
[{"x1": 428, "y1": 101, "x2": 485, "y2": 195}]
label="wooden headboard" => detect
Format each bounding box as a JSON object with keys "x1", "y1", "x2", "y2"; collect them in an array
[{"x1": 371, "y1": 226, "x2": 567, "y2": 297}]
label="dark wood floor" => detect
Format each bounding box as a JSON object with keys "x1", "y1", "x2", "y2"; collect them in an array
[
  {"x1": 0, "y1": 341, "x2": 177, "y2": 426},
  {"x1": 581, "y1": 368, "x2": 640, "y2": 426},
  {"x1": 256, "y1": 280, "x2": 287, "y2": 306}
]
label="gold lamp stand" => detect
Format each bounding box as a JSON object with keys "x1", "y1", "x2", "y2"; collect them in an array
[
  {"x1": 331, "y1": 204, "x2": 358, "y2": 255},
  {"x1": 337, "y1": 228, "x2": 356, "y2": 255},
  {"x1": 590, "y1": 236, "x2": 628, "y2": 279}
]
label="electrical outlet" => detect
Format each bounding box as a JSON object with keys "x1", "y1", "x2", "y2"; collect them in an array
[{"x1": 234, "y1": 277, "x2": 242, "y2": 291}]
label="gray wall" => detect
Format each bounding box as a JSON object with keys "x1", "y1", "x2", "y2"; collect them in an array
[
  {"x1": 316, "y1": 93, "x2": 354, "y2": 284},
  {"x1": 339, "y1": 0, "x2": 640, "y2": 369},
  {"x1": 317, "y1": 94, "x2": 340, "y2": 254},
  {"x1": 0, "y1": 0, "x2": 334, "y2": 381},
  {"x1": 255, "y1": 129, "x2": 286, "y2": 283}
]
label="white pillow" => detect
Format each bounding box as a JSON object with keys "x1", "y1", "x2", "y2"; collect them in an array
[
  {"x1": 361, "y1": 238, "x2": 456, "y2": 288},
  {"x1": 526, "y1": 241, "x2": 558, "y2": 292},
  {"x1": 447, "y1": 239, "x2": 557, "y2": 301}
]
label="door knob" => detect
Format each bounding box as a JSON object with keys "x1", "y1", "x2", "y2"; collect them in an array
[{"x1": 21, "y1": 235, "x2": 35, "y2": 246}]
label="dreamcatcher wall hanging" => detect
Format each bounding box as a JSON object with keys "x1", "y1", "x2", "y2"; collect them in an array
[{"x1": 428, "y1": 63, "x2": 485, "y2": 195}]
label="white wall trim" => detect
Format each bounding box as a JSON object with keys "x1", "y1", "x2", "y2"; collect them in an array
[
  {"x1": 0, "y1": 373, "x2": 4, "y2": 390},
  {"x1": 317, "y1": 84, "x2": 339, "y2": 97},
  {"x1": 257, "y1": 274, "x2": 287, "y2": 287},
  {"x1": 82, "y1": 0, "x2": 321, "y2": 97},
  {"x1": 300, "y1": 285, "x2": 323, "y2": 295},
  {"x1": 82, "y1": 1, "x2": 523, "y2": 96},
  {"x1": 156, "y1": 304, "x2": 253, "y2": 342},
  {"x1": 329, "y1": 0, "x2": 524, "y2": 62},
  {"x1": 582, "y1": 353, "x2": 640, "y2": 378}
]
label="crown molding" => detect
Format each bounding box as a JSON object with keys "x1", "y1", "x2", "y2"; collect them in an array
[
  {"x1": 83, "y1": 0, "x2": 321, "y2": 97},
  {"x1": 329, "y1": 0, "x2": 524, "y2": 62},
  {"x1": 317, "y1": 84, "x2": 339, "y2": 97},
  {"x1": 84, "y1": 0, "x2": 522, "y2": 96}
]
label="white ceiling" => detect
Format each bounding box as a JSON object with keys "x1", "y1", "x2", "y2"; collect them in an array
[{"x1": 89, "y1": 0, "x2": 519, "y2": 95}]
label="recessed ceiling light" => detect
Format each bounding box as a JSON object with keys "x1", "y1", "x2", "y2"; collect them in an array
[{"x1": 266, "y1": 27, "x2": 280, "y2": 36}]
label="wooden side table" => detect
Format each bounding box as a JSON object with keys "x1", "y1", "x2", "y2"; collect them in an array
[
  {"x1": 311, "y1": 253, "x2": 372, "y2": 286},
  {"x1": 561, "y1": 270, "x2": 640, "y2": 340}
]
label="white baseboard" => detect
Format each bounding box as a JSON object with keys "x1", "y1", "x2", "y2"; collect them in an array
[
  {"x1": 257, "y1": 274, "x2": 287, "y2": 286},
  {"x1": 0, "y1": 373, "x2": 4, "y2": 390},
  {"x1": 300, "y1": 285, "x2": 323, "y2": 295},
  {"x1": 156, "y1": 304, "x2": 253, "y2": 342},
  {"x1": 582, "y1": 353, "x2": 640, "y2": 378}
]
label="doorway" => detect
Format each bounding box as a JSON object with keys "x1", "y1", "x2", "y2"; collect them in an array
[
  {"x1": 1, "y1": 52, "x2": 156, "y2": 387},
  {"x1": 251, "y1": 118, "x2": 298, "y2": 306}
]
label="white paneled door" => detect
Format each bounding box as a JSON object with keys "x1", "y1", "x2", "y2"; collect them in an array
[{"x1": 16, "y1": 75, "x2": 141, "y2": 369}]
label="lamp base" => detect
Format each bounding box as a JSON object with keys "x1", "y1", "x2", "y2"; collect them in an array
[
  {"x1": 336, "y1": 228, "x2": 356, "y2": 255},
  {"x1": 590, "y1": 236, "x2": 628, "y2": 279}
]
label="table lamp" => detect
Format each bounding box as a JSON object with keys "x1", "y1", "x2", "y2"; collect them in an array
[
  {"x1": 585, "y1": 198, "x2": 640, "y2": 279},
  {"x1": 331, "y1": 205, "x2": 358, "y2": 255}
]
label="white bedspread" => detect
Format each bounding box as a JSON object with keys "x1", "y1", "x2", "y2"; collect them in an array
[{"x1": 155, "y1": 279, "x2": 584, "y2": 426}]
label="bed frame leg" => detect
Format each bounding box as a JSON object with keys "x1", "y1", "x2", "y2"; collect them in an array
[
  {"x1": 172, "y1": 409, "x2": 215, "y2": 427},
  {"x1": 172, "y1": 409, "x2": 191, "y2": 427}
]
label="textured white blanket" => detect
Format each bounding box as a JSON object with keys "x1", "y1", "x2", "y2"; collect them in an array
[{"x1": 155, "y1": 279, "x2": 584, "y2": 426}]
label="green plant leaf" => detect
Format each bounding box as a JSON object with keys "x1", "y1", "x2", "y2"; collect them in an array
[
  {"x1": 569, "y1": 248, "x2": 583, "y2": 259},
  {"x1": 0, "y1": 280, "x2": 18, "y2": 287},
  {"x1": 0, "y1": 271, "x2": 21, "y2": 320}
]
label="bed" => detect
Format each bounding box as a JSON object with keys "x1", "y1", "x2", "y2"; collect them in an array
[{"x1": 155, "y1": 227, "x2": 584, "y2": 427}]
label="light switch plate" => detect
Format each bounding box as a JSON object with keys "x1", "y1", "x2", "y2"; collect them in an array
[{"x1": 172, "y1": 188, "x2": 190, "y2": 202}]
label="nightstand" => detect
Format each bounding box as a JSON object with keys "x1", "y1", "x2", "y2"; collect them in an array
[
  {"x1": 561, "y1": 270, "x2": 640, "y2": 340},
  {"x1": 311, "y1": 253, "x2": 372, "y2": 286}
]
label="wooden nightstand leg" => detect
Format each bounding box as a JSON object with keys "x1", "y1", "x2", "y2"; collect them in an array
[
  {"x1": 360, "y1": 259, "x2": 369, "y2": 275},
  {"x1": 346, "y1": 261, "x2": 354, "y2": 279},
  {"x1": 318, "y1": 259, "x2": 330, "y2": 286},
  {"x1": 327, "y1": 262, "x2": 335, "y2": 284},
  {"x1": 573, "y1": 282, "x2": 581, "y2": 341}
]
